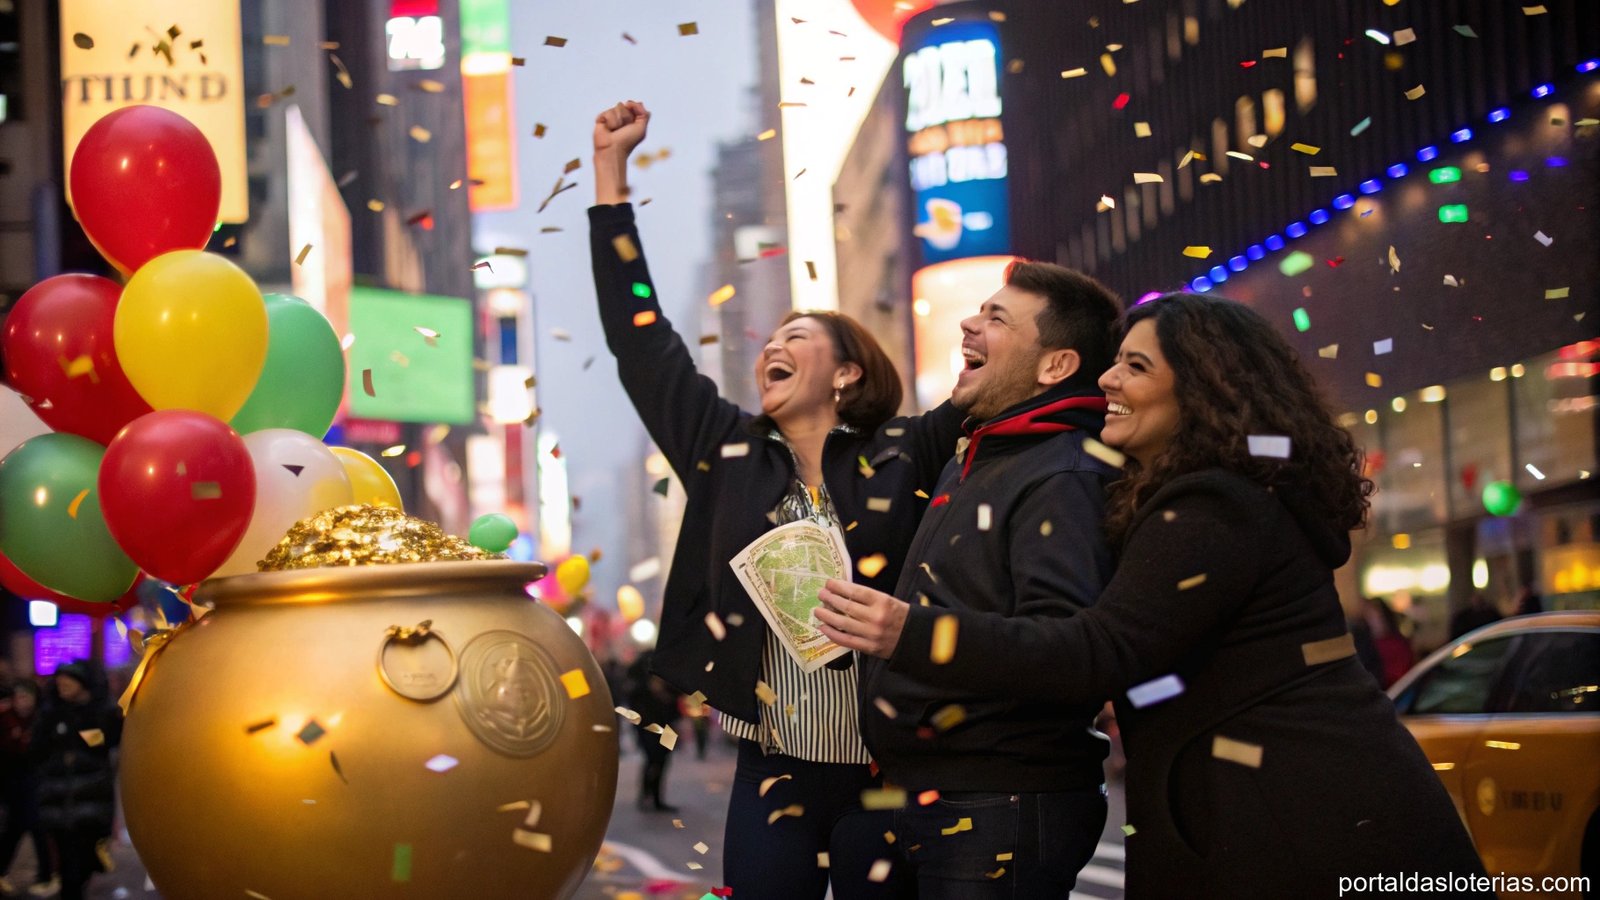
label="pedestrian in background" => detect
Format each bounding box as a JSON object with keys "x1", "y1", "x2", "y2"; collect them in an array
[
  {"x1": 0, "y1": 680, "x2": 55, "y2": 897},
  {"x1": 34, "y1": 662, "x2": 120, "y2": 900},
  {"x1": 1450, "y1": 593, "x2": 1502, "y2": 639},
  {"x1": 626, "y1": 651, "x2": 682, "y2": 813}
]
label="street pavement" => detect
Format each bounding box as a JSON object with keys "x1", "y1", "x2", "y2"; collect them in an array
[{"x1": 2, "y1": 728, "x2": 1126, "y2": 899}]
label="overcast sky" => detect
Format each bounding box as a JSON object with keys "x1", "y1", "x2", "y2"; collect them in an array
[{"x1": 472, "y1": 1, "x2": 760, "y2": 613}]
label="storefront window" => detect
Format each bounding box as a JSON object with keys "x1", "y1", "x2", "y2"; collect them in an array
[
  {"x1": 1447, "y1": 376, "x2": 1513, "y2": 519},
  {"x1": 1376, "y1": 393, "x2": 1448, "y2": 535},
  {"x1": 1514, "y1": 349, "x2": 1598, "y2": 490}
]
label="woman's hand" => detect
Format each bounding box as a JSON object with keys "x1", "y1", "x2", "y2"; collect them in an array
[
  {"x1": 816, "y1": 578, "x2": 910, "y2": 659},
  {"x1": 594, "y1": 101, "x2": 649, "y2": 205},
  {"x1": 593, "y1": 100, "x2": 650, "y2": 156}
]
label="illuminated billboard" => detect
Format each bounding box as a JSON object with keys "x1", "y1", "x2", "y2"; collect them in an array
[
  {"x1": 59, "y1": 0, "x2": 249, "y2": 222},
  {"x1": 902, "y1": 18, "x2": 1010, "y2": 265},
  {"x1": 347, "y1": 286, "x2": 476, "y2": 424}
]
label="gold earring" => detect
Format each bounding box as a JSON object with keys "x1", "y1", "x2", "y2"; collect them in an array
[{"x1": 833, "y1": 382, "x2": 842, "y2": 405}]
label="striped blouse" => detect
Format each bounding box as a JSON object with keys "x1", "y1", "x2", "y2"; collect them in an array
[{"x1": 721, "y1": 435, "x2": 872, "y2": 765}]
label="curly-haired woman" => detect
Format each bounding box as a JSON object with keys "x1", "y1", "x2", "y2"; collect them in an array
[{"x1": 820, "y1": 293, "x2": 1490, "y2": 898}]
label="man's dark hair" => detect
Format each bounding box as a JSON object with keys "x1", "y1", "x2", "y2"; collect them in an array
[{"x1": 1004, "y1": 259, "x2": 1123, "y2": 376}]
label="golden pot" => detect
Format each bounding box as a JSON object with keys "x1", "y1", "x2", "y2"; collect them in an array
[{"x1": 120, "y1": 561, "x2": 618, "y2": 900}]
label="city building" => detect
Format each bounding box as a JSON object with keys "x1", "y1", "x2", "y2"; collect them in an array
[{"x1": 834, "y1": 0, "x2": 1600, "y2": 644}]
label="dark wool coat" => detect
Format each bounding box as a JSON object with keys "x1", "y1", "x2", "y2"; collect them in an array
[
  {"x1": 589, "y1": 203, "x2": 964, "y2": 724},
  {"x1": 892, "y1": 469, "x2": 1490, "y2": 898}
]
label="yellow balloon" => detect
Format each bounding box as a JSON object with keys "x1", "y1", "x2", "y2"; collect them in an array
[
  {"x1": 556, "y1": 556, "x2": 590, "y2": 596},
  {"x1": 329, "y1": 447, "x2": 403, "y2": 510},
  {"x1": 115, "y1": 250, "x2": 268, "y2": 421}
]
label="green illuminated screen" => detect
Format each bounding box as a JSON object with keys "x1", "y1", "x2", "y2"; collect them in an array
[{"x1": 347, "y1": 286, "x2": 475, "y2": 424}]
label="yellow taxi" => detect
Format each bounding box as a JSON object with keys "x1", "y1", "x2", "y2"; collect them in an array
[{"x1": 1389, "y1": 612, "x2": 1600, "y2": 896}]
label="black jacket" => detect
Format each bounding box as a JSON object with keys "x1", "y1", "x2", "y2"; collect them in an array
[
  {"x1": 34, "y1": 683, "x2": 121, "y2": 834},
  {"x1": 589, "y1": 204, "x2": 964, "y2": 724},
  {"x1": 891, "y1": 469, "x2": 1489, "y2": 897},
  {"x1": 859, "y1": 382, "x2": 1116, "y2": 792}
]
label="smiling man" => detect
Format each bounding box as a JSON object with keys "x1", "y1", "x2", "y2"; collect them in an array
[{"x1": 815, "y1": 260, "x2": 1122, "y2": 898}]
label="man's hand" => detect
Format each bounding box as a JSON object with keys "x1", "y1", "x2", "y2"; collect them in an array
[
  {"x1": 816, "y1": 578, "x2": 910, "y2": 659},
  {"x1": 593, "y1": 100, "x2": 650, "y2": 158}
]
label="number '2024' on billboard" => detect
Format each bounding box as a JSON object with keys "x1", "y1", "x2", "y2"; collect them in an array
[{"x1": 903, "y1": 19, "x2": 1011, "y2": 265}]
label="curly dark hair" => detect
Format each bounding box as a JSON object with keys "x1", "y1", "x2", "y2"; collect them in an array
[{"x1": 1105, "y1": 293, "x2": 1374, "y2": 543}]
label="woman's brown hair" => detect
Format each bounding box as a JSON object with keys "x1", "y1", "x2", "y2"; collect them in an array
[
  {"x1": 1105, "y1": 293, "x2": 1374, "y2": 543},
  {"x1": 780, "y1": 310, "x2": 903, "y2": 432}
]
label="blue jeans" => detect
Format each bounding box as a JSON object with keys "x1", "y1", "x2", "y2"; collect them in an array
[
  {"x1": 895, "y1": 787, "x2": 1107, "y2": 899},
  {"x1": 724, "y1": 740, "x2": 914, "y2": 899}
]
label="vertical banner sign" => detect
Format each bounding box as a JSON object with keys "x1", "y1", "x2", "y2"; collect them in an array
[
  {"x1": 902, "y1": 18, "x2": 1009, "y2": 264},
  {"x1": 462, "y1": 73, "x2": 517, "y2": 210},
  {"x1": 460, "y1": 0, "x2": 516, "y2": 211},
  {"x1": 59, "y1": 0, "x2": 249, "y2": 223}
]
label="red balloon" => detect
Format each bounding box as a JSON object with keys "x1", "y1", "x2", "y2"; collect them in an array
[
  {"x1": 99, "y1": 410, "x2": 255, "y2": 585},
  {"x1": 1, "y1": 274, "x2": 154, "y2": 445},
  {"x1": 0, "y1": 550, "x2": 141, "y2": 616},
  {"x1": 68, "y1": 105, "x2": 221, "y2": 275}
]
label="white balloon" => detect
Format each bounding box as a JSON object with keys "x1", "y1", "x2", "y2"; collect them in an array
[{"x1": 212, "y1": 429, "x2": 354, "y2": 577}]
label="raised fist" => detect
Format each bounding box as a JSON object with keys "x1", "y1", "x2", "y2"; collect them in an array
[{"x1": 593, "y1": 101, "x2": 650, "y2": 157}]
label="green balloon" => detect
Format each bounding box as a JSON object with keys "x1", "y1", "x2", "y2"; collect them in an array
[
  {"x1": 0, "y1": 433, "x2": 138, "y2": 602},
  {"x1": 469, "y1": 513, "x2": 519, "y2": 553},
  {"x1": 1482, "y1": 480, "x2": 1522, "y2": 517},
  {"x1": 230, "y1": 293, "x2": 346, "y2": 437}
]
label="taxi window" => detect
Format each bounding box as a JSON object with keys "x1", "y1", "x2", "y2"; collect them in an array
[
  {"x1": 1492, "y1": 631, "x2": 1600, "y2": 714},
  {"x1": 1402, "y1": 637, "x2": 1514, "y2": 715}
]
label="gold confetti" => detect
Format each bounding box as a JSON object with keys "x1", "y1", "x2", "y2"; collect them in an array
[
  {"x1": 544, "y1": 36, "x2": 567, "y2": 47},
  {"x1": 533, "y1": 123, "x2": 547, "y2": 138},
  {"x1": 755, "y1": 680, "x2": 778, "y2": 706},
  {"x1": 67, "y1": 488, "x2": 90, "y2": 519},
  {"x1": 190, "y1": 482, "x2": 222, "y2": 500},
  {"x1": 1388, "y1": 245, "x2": 1402, "y2": 272},
  {"x1": 633, "y1": 311, "x2": 658, "y2": 327},
  {"x1": 940, "y1": 817, "x2": 973, "y2": 836},
  {"x1": 362, "y1": 369, "x2": 376, "y2": 396},
  {"x1": 705, "y1": 612, "x2": 727, "y2": 641},
  {"x1": 1212, "y1": 735, "x2": 1263, "y2": 768},
  {"x1": 1199, "y1": 173, "x2": 1223, "y2": 184},
  {"x1": 1060, "y1": 67, "x2": 1087, "y2": 79},
  {"x1": 759, "y1": 774, "x2": 792, "y2": 797},
  {"x1": 1365, "y1": 372, "x2": 1383, "y2": 388},
  {"x1": 1301, "y1": 633, "x2": 1356, "y2": 666},
  {"x1": 865, "y1": 497, "x2": 891, "y2": 513},
  {"x1": 806, "y1": 261, "x2": 818, "y2": 280},
  {"x1": 263, "y1": 35, "x2": 291, "y2": 46},
  {"x1": 1309, "y1": 166, "x2": 1338, "y2": 177},
  {"x1": 817, "y1": 853, "x2": 830, "y2": 868},
  {"x1": 1263, "y1": 47, "x2": 1287, "y2": 58},
  {"x1": 678, "y1": 22, "x2": 699, "y2": 36},
  {"x1": 1522, "y1": 4, "x2": 1547, "y2": 13},
  {"x1": 931, "y1": 704, "x2": 966, "y2": 731},
  {"x1": 720, "y1": 443, "x2": 749, "y2": 458},
  {"x1": 408, "y1": 126, "x2": 432, "y2": 143},
  {"x1": 1177, "y1": 573, "x2": 1208, "y2": 590},
  {"x1": 559, "y1": 669, "x2": 591, "y2": 699},
  {"x1": 1182, "y1": 246, "x2": 1212, "y2": 259},
  {"x1": 659, "y1": 725, "x2": 678, "y2": 751},
  {"x1": 1100, "y1": 53, "x2": 1116, "y2": 75},
  {"x1": 989, "y1": 11, "x2": 1007, "y2": 20},
  {"x1": 1133, "y1": 172, "x2": 1163, "y2": 184},
  {"x1": 418, "y1": 79, "x2": 445, "y2": 93},
  {"x1": 757, "y1": 128, "x2": 778, "y2": 141},
  {"x1": 1290, "y1": 143, "x2": 1320, "y2": 155},
  {"x1": 1133, "y1": 122, "x2": 1151, "y2": 137},
  {"x1": 295, "y1": 243, "x2": 313, "y2": 266},
  {"x1": 860, "y1": 787, "x2": 907, "y2": 810},
  {"x1": 512, "y1": 829, "x2": 552, "y2": 852},
  {"x1": 699, "y1": 334, "x2": 720, "y2": 346},
  {"x1": 1040, "y1": 521, "x2": 1054, "y2": 537},
  {"x1": 380, "y1": 444, "x2": 406, "y2": 458},
  {"x1": 564, "y1": 158, "x2": 582, "y2": 174},
  {"x1": 365, "y1": 199, "x2": 385, "y2": 213},
  {"x1": 1317, "y1": 344, "x2": 1339, "y2": 359},
  {"x1": 79, "y1": 728, "x2": 105, "y2": 747},
  {"x1": 1225, "y1": 151, "x2": 1254, "y2": 162},
  {"x1": 1404, "y1": 85, "x2": 1426, "y2": 100},
  {"x1": 867, "y1": 860, "x2": 893, "y2": 883},
  {"x1": 613, "y1": 235, "x2": 639, "y2": 263},
  {"x1": 376, "y1": 93, "x2": 399, "y2": 106},
  {"x1": 1082, "y1": 438, "x2": 1127, "y2": 468},
  {"x1": 873, "y1": 697, "x2": 897, "y2": 719},
  {"x1": 72, "y1": 33, "x2": 94, "y2": 49},
  {"x1": 1544, "y1": 287, "x2": 1569, "y2": 300},
  {"x1": 709, "y1": 284, "x2": 737, "y2": 306},
  {"x1": 930, "y1": 615, "x2": 958, "y2": 664},
  {"x1": 693, "y1": 841, "x2": 709, "y2": 855},
  {"x1": 768, "y1": 804, "x2": 805, "y2": 825},
  {"x1": 614, "y1": 707, "x2": 642, "y2": 725},
  {"x1": 858, "y1": 553, "x2": 888, "y2": 578}
]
